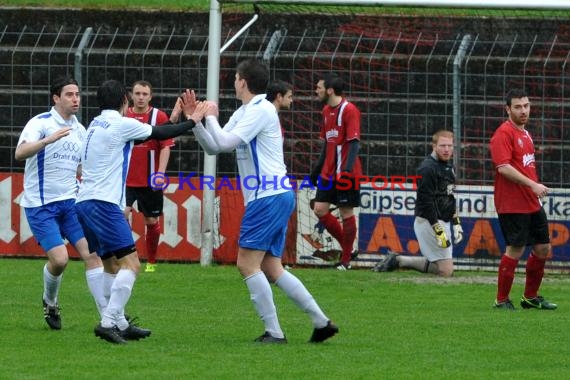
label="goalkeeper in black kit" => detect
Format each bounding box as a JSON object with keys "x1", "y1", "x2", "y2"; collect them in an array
[{"x1": 374, "y1": 130, "x2": 463, "y2": 277}]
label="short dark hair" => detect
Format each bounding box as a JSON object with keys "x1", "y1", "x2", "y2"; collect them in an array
[
  {"x1": 266, "y1": 80, "x2": 293, "y2": 102},
  {"x1": 50, "y1": 76, "x2": 79, "y2": 98},
  {"x1": 132, "y1": 80, "x2": 153, "y2": 93},
  {"x1": 97, "y1": 80, "x2": 128, "y2": 112},
  {"x1": 319, "y1": 72, "x2": 344, "y2": 96},
  {"x1": 505, "y1": 89, "x2": 528, "y2": 106},
  {"x1": 236, "y1": 59, "x2": 269, "y2": 95}
]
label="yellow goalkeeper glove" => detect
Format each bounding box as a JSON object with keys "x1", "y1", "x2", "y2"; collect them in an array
[{"x1": 432, "y1": 222, "x2": 450, "y2": 248}]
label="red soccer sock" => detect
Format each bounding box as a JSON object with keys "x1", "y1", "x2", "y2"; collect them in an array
[
  {"x1": 340, "y1": 215, "x2": 357, "y2": 264},
  {"x1": 145, "y1": 222, "x2": 161, "y2": 264},
  {"x1": 496, "y1": 254, "x2": 518, "y2": 303},
  {"x1": 318, "y1": 212, "x2": 344, "y2": 246},
  {"x1": 524, "y1": 252, "x2": 546, "y2": 299}
]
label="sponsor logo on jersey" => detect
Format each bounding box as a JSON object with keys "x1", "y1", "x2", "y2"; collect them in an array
[
  {"x1": 522, "y1": 152, "x2": 535, "y2": 167},
  {"x1": 325, "y1": 129, "x2": 339, "y2": 140}
]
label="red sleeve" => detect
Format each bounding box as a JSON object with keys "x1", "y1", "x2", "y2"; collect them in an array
[
  {"x1": 489, "y1": 127, "x2": 512, "y2": 167},
  {"x1": 156, "y1": 110, "x2": 175, "y2": 148},
  {"x1": 343, "y1": 103, "x2": 361, "y2": 141}
]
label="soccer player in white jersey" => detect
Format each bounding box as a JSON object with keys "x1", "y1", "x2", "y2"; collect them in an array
[
  {"x1": 75, "y1": 79, "x2": 204, "y2": 344},
  {"x1": 189, "y1": 59, "x2": 338, "y2": 344},
  {"x1": 15, "y1": 76, "x2": 106, "y2": 330}
]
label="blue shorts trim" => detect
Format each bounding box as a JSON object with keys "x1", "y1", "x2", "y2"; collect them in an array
[
  {"x1": 239, "y1": 191, "x2": 295, "y2": 257},
  {"x1": 75, "y1": 200, "x2": 135, "y2": 257},
  {"x1": 25, "y1": 199, "x2": 84, "y2": 252}
]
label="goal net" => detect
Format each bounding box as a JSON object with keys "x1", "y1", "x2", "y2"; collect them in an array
[{"x1": 210, "y1": 1, "x2": 570, "y2": 271}]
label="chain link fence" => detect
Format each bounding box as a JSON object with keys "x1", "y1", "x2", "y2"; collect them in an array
[{"x1": 1, "y1": 14, "x2": 569, "y2": 186}]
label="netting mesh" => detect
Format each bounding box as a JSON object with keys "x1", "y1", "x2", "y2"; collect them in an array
[{"x1": 1, "y1": 5, "x2": 569, "y2": 267}]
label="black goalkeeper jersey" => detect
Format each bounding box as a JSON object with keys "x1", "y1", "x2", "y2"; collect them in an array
[{"x1": 414, "y1": 154, "x2": 457, "y2": 224}]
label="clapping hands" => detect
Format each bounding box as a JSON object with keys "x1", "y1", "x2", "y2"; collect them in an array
[{"x1": 180, "y1": 89, "x2": 219, "y2": 123}]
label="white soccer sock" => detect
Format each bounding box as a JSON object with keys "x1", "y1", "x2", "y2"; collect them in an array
[
  {"x1": 102, "y1": 269, "x2": 136, "y2": 329},
  {"x1": 398, "y1": 256, "x2": 438, "y2": 273},
  {"x1": 43, "y1": 264, "x2": 62, "y2": 306},
  {"x1": 244, "y1": 271, "x2": 284, "y2": 338},
  {"x1": 85, "y1": 267, "x2": 106, "y2": 318},
  {"x1": 102, "y1": 271, "x2": 116, "y2": 306},
  {"x1": 275, "y1": 270, "x2": 328, "y2": 328}
]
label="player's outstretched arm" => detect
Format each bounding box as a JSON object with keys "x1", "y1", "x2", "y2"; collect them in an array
[
  {"x1": 192, "y1": 101, "x2": 242, "y2": 154},
  {"x1": 192, "y1": 122, "x2": 222, "y2": 155},
  {"x1": 144, "y1": 104, "x2": 205, "y2": 141}
]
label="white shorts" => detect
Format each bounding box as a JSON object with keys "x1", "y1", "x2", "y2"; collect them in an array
[{"x1": 413, "y1": 216, "x2": 453, "y2": 262}]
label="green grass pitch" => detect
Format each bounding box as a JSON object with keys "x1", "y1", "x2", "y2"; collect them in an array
[{"x1": 1, "y1": 258, "x2": 569, "y2": 379}]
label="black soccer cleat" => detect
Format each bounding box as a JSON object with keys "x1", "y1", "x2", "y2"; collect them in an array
[
  {"x1": 334, "y1": 262, "x2": 351, "y2": 271},
  {"x1": 372, "y1": 253, "x2": 399, "y2": 272},
  {"x1": 309, "y1": 321, "x2": 339, "y2": 343},
  {"x1": 254, "y1": 331, "x2": 287, "y2": 344},
  {"x1": 493, "y1": 299, "x2": 516, "y2": 310},
  {"x1": 42, "y1": 298, "x2": 61, "y2": 330},
  {"x1": 94, "y1": 324, "x2": 128, "y2": 344},
  {"x1": 119, "y1": 317, "x2": 152, "y2": 340},
  {"x1": 520, "y1": 295, "x2": 557, "y2": 310}
]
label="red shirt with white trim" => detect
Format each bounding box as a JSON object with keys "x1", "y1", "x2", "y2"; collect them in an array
[
  {"x1": 125, "y1": 107, "x2": 174, "y2": 187},
  {"x1": 319, "y1": 99, "x2": 362, "y2": 179},
  {"x1": 489, "y1": 119, "x2": 541, "y2": 214}
]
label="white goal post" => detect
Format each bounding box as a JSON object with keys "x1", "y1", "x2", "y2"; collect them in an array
[{"x1": 201, "y1": 0, "x2": 570, "y2": 266}]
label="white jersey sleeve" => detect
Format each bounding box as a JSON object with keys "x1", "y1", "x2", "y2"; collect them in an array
[
  {"x1": 17, "y1": 115, "x2": 46, "y2": 146},
  {"x1": 196, "y1": 116, "x2": 244, "y2": 153},
  {"x1": 119, "y1": 116, "x2": 153, "y2": 142}
]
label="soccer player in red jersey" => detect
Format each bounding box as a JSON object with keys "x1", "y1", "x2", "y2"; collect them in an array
[
  {"x1": 124, "y1": 80, "x2": 178, "y2": 273},
  {"x1": 310, "y1": 73, "x2": 362, "y2": 270},
  {"x1": 489, "y1": 88, "x2": 557, "y2": 311}
]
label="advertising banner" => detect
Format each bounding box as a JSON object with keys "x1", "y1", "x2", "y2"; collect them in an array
[
  {"x1": 0, "y1": 173, "x2": 247, "y2": 263},
  {"x1": 3, "y1": 174, "x2": 568, "y2": 270},
  {"x1": 358, "y1": 184, "x2": 570, "y2": 269}
]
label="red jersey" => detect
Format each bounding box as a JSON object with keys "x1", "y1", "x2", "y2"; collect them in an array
[
  {"x1": 126, "y1": 107, "x2": 174, "y2": 187},
  {"x1": 319, "y1": 99, "x2": 362, "y2": 179},
  {"x1": 489, "y1": 119, "x2": 541, "y2": 213}
]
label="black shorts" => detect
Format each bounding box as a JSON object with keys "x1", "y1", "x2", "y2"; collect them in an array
[
  {"x1": 125, "y1": 187, "x2": 164, "y2": 218},
  {"x1": 498, "y1": 208, "x2": 550, "y2": 247},
  {"x1": 314, "y1": 178, "x2": 360, "y2": 208}
]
